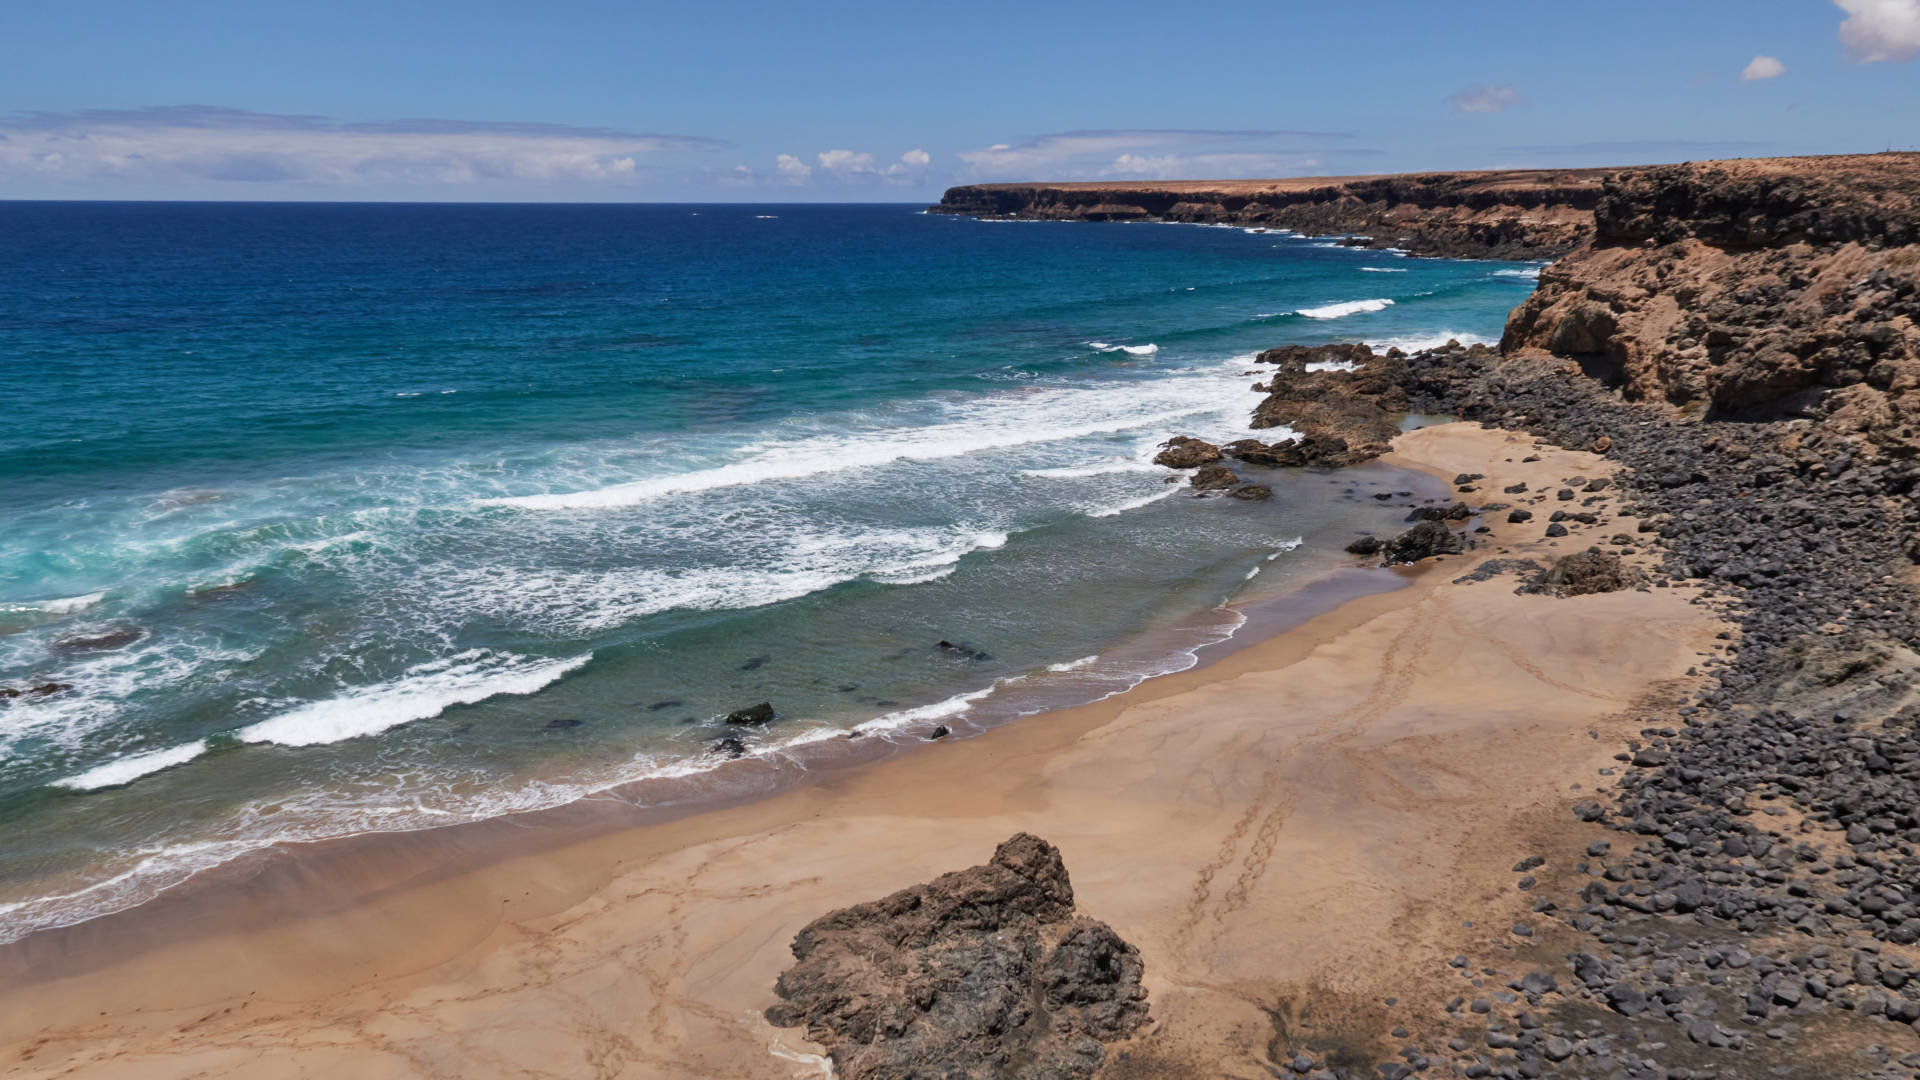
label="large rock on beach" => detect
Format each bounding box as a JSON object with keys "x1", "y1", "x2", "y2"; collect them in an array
[
  {"x1": 1381, "y1": 520, "x2": 1465, "y2": 564},
  {"x1": 1525, "y1": 549, "x2": 1642, "y2": 597},
  {"x1": 766, "y1": 834, "x2": 1149, "y2": 1080}
]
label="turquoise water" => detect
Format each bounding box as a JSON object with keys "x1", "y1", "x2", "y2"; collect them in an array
[{"x1": 0, "y1": 202, "x2": 1538, "y2": 940}]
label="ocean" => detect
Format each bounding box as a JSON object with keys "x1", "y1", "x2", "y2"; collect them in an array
[{"x1": 0, "y1": 201, "x2": 1539, "y2": 942}]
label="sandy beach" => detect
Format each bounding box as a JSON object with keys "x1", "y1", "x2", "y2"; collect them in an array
[{"x1": 0, "y1": 423, "x2": 1728, "y2": 1079}]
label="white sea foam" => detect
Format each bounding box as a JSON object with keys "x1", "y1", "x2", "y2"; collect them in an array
[
  {"x1": 1244, "y1": 566, "x2": 1261, "y2": 580},
  {"x1": 1304, "y1": 359, "x2": 1362, "y2": 373},
  {"x1": 55, "y1": 741, "x2": 208, "y2": 791},
  {"x1": 1046, "y1": 655, "x2": 1100, "y2": 673},
  {"x1": 235, "y1": 649, "x2": 590, "y2": 747},
  {"x1": 1020, "y1": 461, "x2": 1159, "y2": 480},
  {"x1": 1492, "y1": 267, "x2": 1542, "y2": 279},
  {"x1": 1372, "y1": 331, "x2": 1495, "y2": 353},
  {"x1": 1271, "y1": 537, "x2": 1305, "y2": 554},
  {"x1": 433, "y1": 527, "x2": 1018, "y2": 632},
  {"x1": 1087, "y1": 342, "x2": 1159, "y2": 356},
  {"x1": 1296, "y1": 298, "x2": 1395, "y2": 319},
  {"x1": 3, "y1": 591, "x2": 107, "y2": 616},
  {"x1": 479, "y1": 359, "x2": 1248, "y2": 511},
  {"x1": 857, "y1": 684, "x2": 999, "y2": 735},
  {"x1": 1084, "y1": 486, "x2": 1182, "y2": 518},
  {"x1": 1358, "y1": 267, "x2": 1409, "y2": 273}
]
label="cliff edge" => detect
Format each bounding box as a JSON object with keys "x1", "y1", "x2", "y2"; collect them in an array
[
  {"x1": 1502, "y1": 152, "x2": 1920, "y2": 458},
  {"x1": 930, "y1": 168, "x2": 1609, "y2": 260}
]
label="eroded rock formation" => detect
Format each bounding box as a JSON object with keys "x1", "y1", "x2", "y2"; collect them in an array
[
  {"x1": 1502, "y1": 153, "x2": 1920, "y2": 459},
  {"x1": 765, "y1": 833, "x2": 1149, "y2": 1080},
  {"x1": 1246, "y1": 343, "x2": 1409, "y2": 465}
]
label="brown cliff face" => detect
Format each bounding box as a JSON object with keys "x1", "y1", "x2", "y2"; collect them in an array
[
  {"x1": 1501, "y1": 153, "x2": 1920, "y2": 457},
  {"x1": 930, "y1": 169, "x2": 1608, "y2": 260}
]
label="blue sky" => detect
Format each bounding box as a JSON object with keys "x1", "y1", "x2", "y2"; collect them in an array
[{"x1": 0, "y1": 0, "x2": 1915, "y2": 201}]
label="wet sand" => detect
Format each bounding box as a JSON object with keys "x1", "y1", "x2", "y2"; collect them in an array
[{"x1": 0, "y1": 423, "x2": 1727, "y2": 1079}]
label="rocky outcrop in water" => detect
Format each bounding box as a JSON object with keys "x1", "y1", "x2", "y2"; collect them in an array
[
  {"x1": 1152, "y1": 435, "x2": 1222, "y2": 468},
  {"x1": 1502, "y1": 153, "x2": 1920, "y2": 459},
  {"x1": 1246, "y1": 343, "x2": 1409, "y2": 465},
  {"x1": 930, "y1": 169, "x2": 1607, "y2": 260},
  {"x1": 766, "y1": 833, "x2": 1149, "y2": 1080}
]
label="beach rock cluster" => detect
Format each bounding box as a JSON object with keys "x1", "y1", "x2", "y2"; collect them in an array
[
  {"x1": 1249, "y1": 344, "x2": 1408, "y2": 464},
  {"x1": 766, "y1": 833, "x2": 1149, "y2": 1080},
  {"x1": 1241, "y1": 158, "x2": 1920, "y2": 1078},
  {"x1": 929, "y1": 170, "x2": 1607, "y2": 260},
  {"x1": 1331, "y1": 339, "x2": 1920, "y2": 1077},
  {"x1": 1521, "y1": 549, "x2": 1641, "y2": 597}
]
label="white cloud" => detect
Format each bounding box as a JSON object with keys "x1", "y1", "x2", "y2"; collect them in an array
[
  {"x1": 955, "y1": 129, "x2": 1352, "y2": 181},
  {"x1": 0, "y1": 106, "x2": 718, "y2": 189},
  {"x1": 1740, "y1": 55, "x2": 1788, "y2": 80},
  {"x1": 775, "y1": 153, "x2": 813, "y2": 183},
  {"x1": 883, "y1": 149, "x2": 932, "y2": 182},
  {"x1": 1100, "y1": 152, "x2": 1323, "y2": 180},
  {"x1": 816, "y1": 149, "x2": 877, "y2": 176},
  {"x1": 1446, "y1": 84, "x2": 1522, "y2": 113},
  {"x1": 1835, "y1": 0, "x2": 1920, "y2": 62}
]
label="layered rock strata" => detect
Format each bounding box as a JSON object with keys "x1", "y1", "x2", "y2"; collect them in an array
[{"x1": 931, "y1": 169, "x2": 1609, "y2": 259}]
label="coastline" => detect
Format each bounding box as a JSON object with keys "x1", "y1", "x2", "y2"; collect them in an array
[{"x1": 0, "y1": 422, "x2": 1727, "y2": 1078}]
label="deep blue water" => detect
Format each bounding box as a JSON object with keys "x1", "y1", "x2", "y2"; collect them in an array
[{"x1": 0, "y1": 201, "x2": 1539, "y2": 940}]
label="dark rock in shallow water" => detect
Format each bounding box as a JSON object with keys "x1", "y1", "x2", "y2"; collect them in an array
[
  {"x1": 710, "y1": 735, "x2": 747, "y2": 758},
  {"x1": 646, "y1": 700, "x2": 684, "y2": 711},
  {"x1": 1189, "y1": 464, "x2": 1238, "y2": 491},
  {"x1": 766, "y1": 834, "x2": 1149, "y2": 1080},
  {"x1": 725, "y1": 702, "x2": 775, "y2": 725},
  {"x1": 1525, "y1": 548, "x2": 1642, "y2": 597},
  {"x1": 0, "y1": 682, "x2": 71, "y2": 700},
  {"x1": 938, "y1": 640, "x2": 993, "y2": 662},
  {"x1": 929, "y1": 725, "x2": 950, "y2": 740},
  {"x1": 1228, "y1": 483, "x2": 1272, "y2": 500},
  {"x1": 52, "y1": 627, "x2": 144, "y2": 653},
  {"x1": 1224, "y1": 438, "x2": 1302, "y2": 467},
  {"x1": 1345, "y1": 535, "x2": 1384, "y2": 556},
  {"x1": 1382, "y1": 520, "x2": 1465, "y2": 564},
  {"x1": 541, "y1": 717, "x2": 582, "y2": 731},
  {"x1": 1152, "y1": 435, "x2": 1222, "y2": 469}
]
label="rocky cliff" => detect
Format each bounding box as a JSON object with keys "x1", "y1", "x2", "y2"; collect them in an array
[
  {"x1": 1501, "y1": 152, "x2": 1920, "y2": 458},
  {"x1": 930, "y1": 169, "x2": 1609, "y2": 260}
]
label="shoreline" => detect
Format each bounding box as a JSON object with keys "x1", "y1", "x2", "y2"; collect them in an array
[
  {"x1": 0, "y1": 472, "x2": 1441, "y2": 954},
  {"x1": 0, "y1": 422, "x2": 1728, "y2": 1078},
  {"x1": 0, "y1": 549, "x2": 1425, "y2": 982}
]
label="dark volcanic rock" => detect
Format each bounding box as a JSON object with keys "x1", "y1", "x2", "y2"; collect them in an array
[
  {"x1": 1228, "y1": 483, "x2": 1272, "y2": 500},
  {"x1": 1189, "y1": 464, "x2": 1238, "y2": 491},
  {"x1": 766, "y1": 834, "x2": 1149, "y2": 1080},
  {"x1": 1248, "y1": 344, "x2": 1408, "y2": 465},
  {"x1": 725, "y1": 702, "x2": 776, "y2": 725},
  {"x1": 1525, "y1": 548, "x2": 1643, "y2": 597},
  {"x1": 1345, "y1": 535, "x2": 1383, "y2": 556},
  {"x1": 1381, "y1": 520, "x2": 1464, "y2": 564},
  {"x1": 51, "y1": 626, "x2": 145, "y2": 653},
  {"x1": 0, "y1": 682, "x2": 71, "y2": 700},
  {"x1": 1153, "y1": 436, "x2": 1222, "y2": 469}
]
